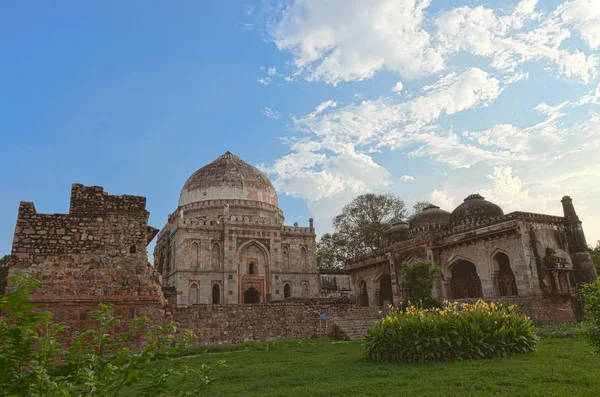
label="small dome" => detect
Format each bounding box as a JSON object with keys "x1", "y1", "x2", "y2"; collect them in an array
[
  {"x1": 409, "y1": 205, "x2": 450, "y2": 236},
  {"x1": 449, "y1": 193, "x2": 504, "y2": 227},
  {"x1": 381, "y1": 220, "x2": 409, "y2": 245},
  {"x1": 179, "y1": 152, "x2": 278, "y2": 207}
]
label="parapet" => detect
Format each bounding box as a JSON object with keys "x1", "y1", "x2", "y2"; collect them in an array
[{"x1": 69, "y1": 184, "x2": 147, "y2": 214}]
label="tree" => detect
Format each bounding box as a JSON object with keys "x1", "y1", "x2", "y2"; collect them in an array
[
  {"x1": 0, "y1": 255, "x2": 8, "y2": 295},
  {"x1": 316, "y1": 233, "x2": 348, "y2": 270},
  {"x1": 400, "y1": 261, "x2": 440, "y2": 301},
  {"x1": 332, "y1": 193, "x2": 407, "y2": 258},
  {"x1": 590, "y1": 241, "x2": 600, "y2": 276},
  {"x1": 408, "y1": 201, "x2": 432, "y2": 222}
]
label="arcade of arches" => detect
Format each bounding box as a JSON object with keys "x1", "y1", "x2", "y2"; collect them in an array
[{"x1": 353, "y1": 253, "x2": 521, "y2": 307}]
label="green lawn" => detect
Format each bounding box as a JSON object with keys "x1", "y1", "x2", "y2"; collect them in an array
[{"x1": 156, "y1": 337, "x2": 600, "y2": 397}]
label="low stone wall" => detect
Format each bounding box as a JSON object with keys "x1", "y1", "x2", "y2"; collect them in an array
[{"x1": 169, "y1": 299, "x2": 362, "y2": 345}]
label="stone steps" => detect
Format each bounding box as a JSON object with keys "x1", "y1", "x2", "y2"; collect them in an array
[{"x1": 334, "y1": 316, "x2": 381, "y2": 340}]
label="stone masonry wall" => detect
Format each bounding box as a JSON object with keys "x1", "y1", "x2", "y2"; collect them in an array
[{"x1": 8, "y1": 184, "x2": 165, "y2": 331}]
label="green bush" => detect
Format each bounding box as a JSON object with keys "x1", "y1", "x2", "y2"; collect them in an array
[
  {"x1": 580, "y1": 279, "x2": 600, "y2": 353},
  {"x1": 364, "y1": 300, "x2": 537, "y2": 363},
  {"x1": 0, "y1": 273, "x2": 224, "y2": 396},
  {"x1": 397, "y1": 297, "x2": 443, "y2": 312},
  {"x1": 400, "y1": 261, "x2": 439, "y2": 301}
]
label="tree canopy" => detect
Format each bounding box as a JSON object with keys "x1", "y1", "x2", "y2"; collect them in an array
[{"x1": 316, "y1": 194, "x2": 431, "y2": 270}]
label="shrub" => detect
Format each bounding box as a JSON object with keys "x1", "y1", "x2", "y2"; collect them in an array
[
  {"x1": 580, "y1": 279, "x2": 600, "y2": 353},
  {"x1": 364, "y1": 300, "x2": 537, "y2": 363},
  {"x1": 397, "y1": 297, "x2": 443, "y2": 312},
  {"x1": 400, "y1": 261, "x2": 439, "y2": 301},
  {"x1": 0, "y1": 273, "x2": 224, "y2": 396}
]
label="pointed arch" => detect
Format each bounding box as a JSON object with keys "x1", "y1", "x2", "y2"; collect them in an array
[
  {"x1": 301, "y1": 282, "x2": 309, "y2": 298},
  {"x1": 189, "y1": 283, "x2": 199, "y2": 305},
  {"x1": 237, "y1": 239, "x2": 270, "y2": 263},
  {"x1": 357, "y1": 278, "x2": 369, "y2": 307},
  {"x1": 283, "y1": 283, "x2": 291, "y2": 298},
  {"x1": 282, "y1": 245, "x2": 290, "y2": 269},
  {"x1": 211, "y1": 242, "x2": 221, "y2": 269},
  {"x1": 191, "y1": 241, "x2": 200, "y2": 268},
  {"x1": 493, "y1": 251, "x2": 518, "y2": 296},
  {"x1": 300, "y1": 246, "x2": 307, "y2": 268},
  {"x1": 212, "y1": 283, "x2": 221, "y2": 304}
]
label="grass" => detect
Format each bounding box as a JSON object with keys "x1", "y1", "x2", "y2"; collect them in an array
[{"x1": 144, "y1": 337, "x2": 600, "y2": 397}]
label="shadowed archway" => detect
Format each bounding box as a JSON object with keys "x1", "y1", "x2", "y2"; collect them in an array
[
  {"x1": 244, "y1": 286, "x2": 260, "y2": 303},
  {"x1": 450, "y1": 260, "x2": 482, "y2": 299}
]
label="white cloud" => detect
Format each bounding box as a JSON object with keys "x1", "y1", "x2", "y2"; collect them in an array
[
  {"x1": 557, "y1": 0, "x2": 600, "y2": 50},
  {"x1": 391, "y1": 81, "x2": 404, "y2": 93},
  {"x1": 270, "y1": 0, "x2": 445, "y2": 85},
  {"x1": 263, "y1": 106, "x2": 281, "y2": 119},
  {"x1": 268, "y1": 0, "x2": 598, "y2": 84},
  {"x1": 268, "y1": 66, "x2": 277, "y2": 76},
  {"x1": 428, "y1": 189, "x2": 455, "y2": 211},
  {"x1": 400, "y1": 175, "x2": 415, "y2": 182},
  {"x1": 257, "y1": 77, "x2": 272, "y2": 86}
]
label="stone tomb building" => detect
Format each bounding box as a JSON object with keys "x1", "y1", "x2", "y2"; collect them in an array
[
  {"x1": 153, "y1": 152, "x2": 319, "y2": 305},
  {"x1": 346, "y1": 194, "x2": 597, "y2": 322}
]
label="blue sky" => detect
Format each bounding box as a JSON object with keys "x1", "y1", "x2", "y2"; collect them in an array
[{"x1": 1, "y1": 0, "x2": 600, "y2": 258}]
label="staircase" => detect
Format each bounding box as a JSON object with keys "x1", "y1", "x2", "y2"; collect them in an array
[{"x1": 334, "y1": 315, "x2": 382, "y2": 340}]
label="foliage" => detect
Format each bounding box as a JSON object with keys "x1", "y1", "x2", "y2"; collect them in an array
[
  {"x1": 580, "y1": 279, "x2": 600, "y2": 353},
  {"x1": 590, "y1": 241, "x2": 600, "y2": 275},
  {"x1": 332, "y1": 193, "x2": 407, "y2": 259},
  {"x1": 397, "y1": 297, "x2": 443, "y2": 312},
  {"x1": 316, "y1": 233, "x2": 348, "y2": 270},
  {"x1": 0, "y1": 273, "x2": 224, "y2": 397},
  {"x1": 534, "y1": 323, "x2": 581, "y2": 340},
  {"x1": 364, "y1": 300, "x2": 537, "y2": 363},
  {"x1": 400, "y1": 261, "x2": 440, "y2": 301},
  {"x1": 162, "y1": 339, "x2": 600, "y2": 396},
  {"x1": 0, "y1": 254, "x2": 8, "y2": 295},
  {"x1": 407, "y1": 201, "x2": 432, "y2": 222}
]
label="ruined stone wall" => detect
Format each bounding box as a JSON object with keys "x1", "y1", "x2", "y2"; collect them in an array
[
  {"x1": 9, "y1": 184, "x2": 164, "y2": 327},
  {"x1": 169, "y1": 298, "x2": 359, "y2": 345},
  {"x1": 318, "y1": 272, "x2": 353, "y2": 298}
]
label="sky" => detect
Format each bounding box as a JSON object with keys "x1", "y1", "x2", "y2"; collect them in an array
[{"x1": 1, "y1": 0, "x2": 600, "y2": 259}]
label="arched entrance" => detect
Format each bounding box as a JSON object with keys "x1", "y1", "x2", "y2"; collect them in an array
[
  {"x1": 283, "y1": 283, "x2": 291, "y2": 298},
  {"x1": 450, "y1": 260, "x2": 482, "y2": 299},
  {"x1": 494, "y1": 253, "x2": 518, "y2": 296},
  {"x1": 358, "y1": 279, "x2": 369, "y2": 307},
  {"x1": 379, "y1": 274, "x2": 393, "y2": 306},
  {"x1": 212, "y1": 284, "x2": 220, "y2": 304},
  {"x1": 244, "y1": 286, "x2": 260, "y2": 303}
]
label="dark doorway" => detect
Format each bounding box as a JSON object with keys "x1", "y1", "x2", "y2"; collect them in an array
[
  {"x1": 249, "y1": 262, "x2": 255, "y2": 275},
  {"x1": 450, "y1": 260, "x2": 482, "y2": 299},
  {"x1": 284, "y1": 283, "x2": 291, "y2": 298},
  {"x1": 379, "y1": 274, "x2": 393, "y2": 306},
  {"x1": 495, "y1": 253, "x2": 518, "y2": 296},
  {"x1": 244, "y1": 286, "x2": 260, "y2": 303},
  {"x1": 212, "y1": 283, "x2": 220, "y2": 304},
  {"x1": 358, "y1": 280, "x2": 369, "y2": 307}
]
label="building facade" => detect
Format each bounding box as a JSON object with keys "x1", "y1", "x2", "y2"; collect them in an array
[
  {"x1": 346, "y1": 194, "x2": 597, "y2": 322},
  {"x1": 153, "y1": 152, "x2": 319, "y2": 305}
]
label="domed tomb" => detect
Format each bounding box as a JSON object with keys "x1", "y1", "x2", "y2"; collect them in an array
[
  {"x1": 179, "y1": 151, "x2": 278, "y2": 207},
  {"x1": 381, "y1": 220, "x2": 409, "y2": 246},
  {"x1": 409, "y1": 204, "x2": 451, "y2": 237},
  {"x1": 449, "y1": 193, "x2": 504, "y2": 227}
]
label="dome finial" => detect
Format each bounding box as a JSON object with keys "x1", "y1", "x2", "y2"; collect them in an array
[{"x1": 218, "y1": 151, "x2": 240, "y2": 160}]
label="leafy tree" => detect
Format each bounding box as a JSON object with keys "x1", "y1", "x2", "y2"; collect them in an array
[
  {"x1": 332, "y1": 193, "x2": 407, "y2": 259},
  {"x1": 0, "y1": 272, "x2": 224, "y2": 397},
  {"x1": 580, "y1": 279, "x2": 600, "y2": 353},
  {"x1": 316, "y1": 194, "x2": 433, "y2": 269},
  {"x1": 590, "y1": 241, "x2": 600, "y2": 276},
  {"x1": 0, "y1": 255, "x2": 8, "y2": 295},
  {"x1": 400, "y1": 261, "x2": 440, "y2": 301}
]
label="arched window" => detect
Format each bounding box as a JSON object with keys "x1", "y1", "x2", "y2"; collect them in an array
[
  {"x1": 249, "y1": 262, "x2": 255, "y2": 275},
  {"x1": 301, "y1": 282, "x2": 309, "y2": 298},
  {"x1": 158, "y1": 250, "x2": 165, "y2": 274},
  {"x1": 494, "y1": 252, "x2": 518, "y2": 296},
  {"x1": 282, "y1": 246, "x2": 290, "y2": 269},
  {"x1": 450, "y1": 260, "x2": 482, "y2": 299},
  {"x1": 129, "y1": 245, "x2": 137, "y2": 254},
  {"x1": 358, "y1": 280, "x2": 369, "y2": 307},
  {"x1": 211, "y1": 243, "x2": 221, "y2": 269},
  {"x1": 284, "y1": 283, "x2": 291, "y2": 298},
  {"x1": 191, "y1": 242, "x2": 200, "y2": 268},
  {"x1": 212, "y1": 283, "x2": 220, "y2": 304},
  {"x1": 300, "y1": 247, "x2": 307, "y2": 268},
  {"x1": 189, "y1": 283, "x2": 199, "y2": 305}
]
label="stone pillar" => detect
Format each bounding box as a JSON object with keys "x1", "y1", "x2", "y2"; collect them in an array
[{"x1": 387, "y1": 253, "x2": 401, "y2": 306}]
